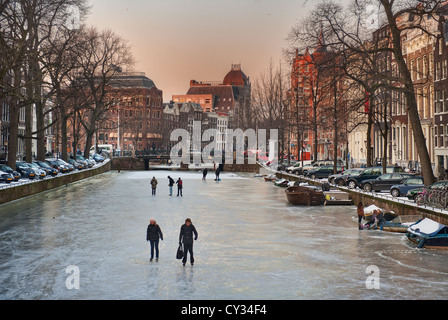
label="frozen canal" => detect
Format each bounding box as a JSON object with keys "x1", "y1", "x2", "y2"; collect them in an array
[{"x1": 1, "y1": 169, "x2": 448, "y2": 300}]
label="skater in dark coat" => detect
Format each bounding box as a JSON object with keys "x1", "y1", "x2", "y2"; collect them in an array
[
  {"x1": 202, "y1": 168, "x2": 208, "y2": 181},
  {"x1": 215, "y1": 168, "x2": 220, "y2": 181},
  {"x1": 176, "y1": 177, "x2": 183, "y2": 196},
  {"x1": 179, "y1": 218, "x2": 198, "y2": 266},
  {"x1": 357, "y1": 202, "x2": 364, "y2": 230},
  {"x1": 146, "y1": 218, "x2": 163, "y2": 261},
  {"x1": 168, "y1": 176, "x2": 175, "y2": 196}
]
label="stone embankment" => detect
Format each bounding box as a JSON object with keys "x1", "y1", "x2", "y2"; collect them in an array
[
  {"x1": 260, "y1": 165, "x2": 448, "y2": 225},
  {"x1": 0, "y1": 160, "x2": 111, "y2": 205}
]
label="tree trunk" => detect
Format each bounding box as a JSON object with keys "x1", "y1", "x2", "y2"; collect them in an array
[
  {"x1": 61, "y1": 110, "x2": 68, "y2": 161},
  {"x1": 7, "y1": 67, "x2": 21, "y2": 168},
  {"x1": 366, "y1": 94, "x2": 374, "y2": 167},
  {"x1": 381, "y1": 0, "x2": 434, "y2": 185}
]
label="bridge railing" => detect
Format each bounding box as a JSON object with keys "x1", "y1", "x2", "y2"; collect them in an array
[{"x1": 112, "y1": 150, "x2": 171, "y2": 157}]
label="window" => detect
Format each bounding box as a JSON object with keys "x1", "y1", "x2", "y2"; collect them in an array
[
  {"x1": 417, "y1": 57, "x2": 421, "y2": 80},
  {"x1": 423, "y1": 55, "x2": 427, "y2": 77},
  {"x1": 444, "y1": 60, "x2": 448, "y2": 80},
  {"x1": 435, "y1": 126, "x2": 438, "y2": 147},
  {"x1": 444, "y1": 90, "x2": 448, "y2": 113},
  {"x1": 436, "y1": 90, "x2": 441, "y2": 113},
  {"x1": 440, "y1": 125, "x2": 444, "y2": 147},
  {"x1": 446, "y1": 124, "x2": 448, "y2": 148}
]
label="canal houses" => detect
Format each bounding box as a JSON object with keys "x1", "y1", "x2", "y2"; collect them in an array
[
  {"x1": 340, "y1": 8, "x2": 448, "y2": 178},
  {"x1": 434, "y1": 16, "x2": 448, "y2": 179}
]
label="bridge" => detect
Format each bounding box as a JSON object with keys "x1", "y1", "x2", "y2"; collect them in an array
[
  {"x1": 112, "y1": 149, "x2": 171, "y2": 160},
  {"x1": 110, "y1": 151, "x2": 257, "y2": 172}
]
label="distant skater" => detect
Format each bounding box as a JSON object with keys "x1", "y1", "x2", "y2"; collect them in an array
[
  {"x1": 357, "y1": 201, "x2": 364, "y2": 230},
  {"x1": 146, "y1": 218, "x2": 163, "y2": 262},
  {"x1": 202, "y1": 168, "x2": 208, "y2": 181},
  {"x1": 150, "y1": 176, "x2": 158, "y2": 195},
  {"x1": 176, "y1": 177, "x2": 183, "y2": 196},
  {"x1": 215, "y1": 168, "x2": 220, "y2": 181},
  {"x1": 168, "y1": 176, "x2": 174, "y2": 196},
  {"x1": 179, "y1": 218, "x2": 198, "y2": 266}
]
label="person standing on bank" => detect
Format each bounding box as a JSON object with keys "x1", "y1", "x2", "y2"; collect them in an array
[
  {"x1": 146, "y1": 218, "x2": 163, "y2": 262},
  {"x1": 179, "y1": 218, "x2": 198, "y2": 266},
  {"x1": 168, "y1": 176, "x2": 174, "y2": 196},
  {"x1": 176, "y1": 177, "x2": 183, "y2": 196},
  {"x1": 357, "y1": 201, "x2": 364, "y2": 230},
  {"x1": 150, "y1": 176, "x2": 158, "y2": 195}
]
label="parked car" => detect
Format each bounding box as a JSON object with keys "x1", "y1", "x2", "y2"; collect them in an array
[
  {"x1": 360, "y1": 173, "x2": 415, "y2": 192},
  {"x1": 87, "y1": 157, "x2": 96, "y2": 167},
  {"x1": 58, "y1": 159, "x2": 74, "y2": 171},
  {"x1": 291, "y1": 163, "x2": 317, "y2": 175},
  {"x1": 312, "y1": 159, "x2": 343, "y2": 167},
  {"x1": 76, "y1": 155, "x2": 92, "y2": 168},
  {"x1": 68, "y1": 159, "x2": 84, "y2": 170},
  {"x1": 390, "y1": 177, "x2": 424, "y2": 197},
  {"x1": 0, "y1": 170, "x2": 14, "y2": 183},
  {"x1": 286, "y1": 162, "x2": 301, "y2": 173},
  {"x1": 305, "y1": 165, "x2": 344, "y2": 179},
  {"x1": 328, "y1": 168, "x2": 364, "y2": 185},
  {"x1": 346, "y1": 166, "x2": 404, "y2": 189},
  {"x1": 27, "y1": 162, "x2": 47, "y2": 179},
  {"x1": 92, "y1": 153, "x2": 105, "y2": 163},
  {"x1": 0, "y1": 164, "x2": 21, "y2": 181},
  {"x1": 46, "y1": 159, "x2": 69, "y2": 173},
  {"x1": 73, "y1": 156, "x2": 88, "y2": 169},
  {"x1": 406, "y1": 180, "x2": 448, "y2": 200},
  {"x1": 16, "y1": 162, "x2": 37, "y2": 179},
  {"x1": 33, "y1": 160, "x2": 59, "y2": 176}
]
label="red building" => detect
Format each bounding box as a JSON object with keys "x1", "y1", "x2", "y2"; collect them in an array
[
  {"x1": 173, "y1": 64, "x2": 252, "y2": 129},
  {"x1": 289, "y1": 32, "x2": 348, "y2": 162}
]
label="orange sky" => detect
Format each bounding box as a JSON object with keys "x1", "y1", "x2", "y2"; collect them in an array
[{"x1": 85, "y1": 0, "x2": 341, "y2": 102}]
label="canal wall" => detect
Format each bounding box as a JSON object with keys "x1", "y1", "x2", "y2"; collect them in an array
[
  {"x1": 259, "y1": 164, "x2": 448, "y2": 225},
  {"x1": 0, "y1": 160, "x2": 111, "y2": 205}
]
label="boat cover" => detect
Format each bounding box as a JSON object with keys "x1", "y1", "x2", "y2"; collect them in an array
[
  {"x1": 407, "y1": 218, "x2": 446, "y2": 236},
  {"x1": 364, "y1": 204, "x2": 383, "y2": 215}
]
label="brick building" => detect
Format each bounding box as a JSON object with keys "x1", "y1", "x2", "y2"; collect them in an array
[
  {"x1": 172, "y1": 64, "x2": 251, "y2": 129},
  {"x1": 72, "y1": 72, "x2": 164, "y2": 154}
]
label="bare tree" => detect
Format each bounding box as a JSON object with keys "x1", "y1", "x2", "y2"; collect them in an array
[
  {"x1": 71, "y1": 27, "x2": 134, "y2": 159},
  {"x1": 252, "y1": 59, "x2": 291, "y2": 162}
]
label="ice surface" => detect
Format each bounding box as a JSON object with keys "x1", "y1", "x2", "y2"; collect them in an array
[{"x1": 1, "y1": 170, "x2": 448, "y2": 299}]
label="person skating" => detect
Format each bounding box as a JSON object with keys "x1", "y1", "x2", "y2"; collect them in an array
[
  {"x1": 168, "y1": 176, "x2": 175, "y2": 196},
  {"x1": 215, "y1": 168, "x2": 220, "y2": 181},
  {"x1": 150, "y1": 176, "x2": 158, "y2": 195},
  {"x1": 179, "y1": 218, "x2": 198, "y2": 266},
  {"x1": 176, "y1": 177, "x2": 183, "y2": 196},
  {"x1": 146, "y1": 218, "x2": 163, "y2": 262},
  {"x1": 202, "y1": 168, "x2": 208, "y2": 181}
]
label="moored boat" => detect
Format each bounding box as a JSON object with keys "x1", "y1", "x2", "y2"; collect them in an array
[
  {"x1": 380, "y1": 215, "x2": 422, "y2": 233},
  {"x1": 285, "y1": 185, "x2": 325, "y2": 206},
  {"x1": 264, "y1": 174, "x2": 276, "y2": 182},
  {"x1": 274, "y1": 178, "x2": 289, "y2": 187},
  {"x1": 323, "y1": 190, "x2": 353, "y2": 205},
  {"x1": 406, "y1": 218, "x2": 448, "y2": 249}
]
